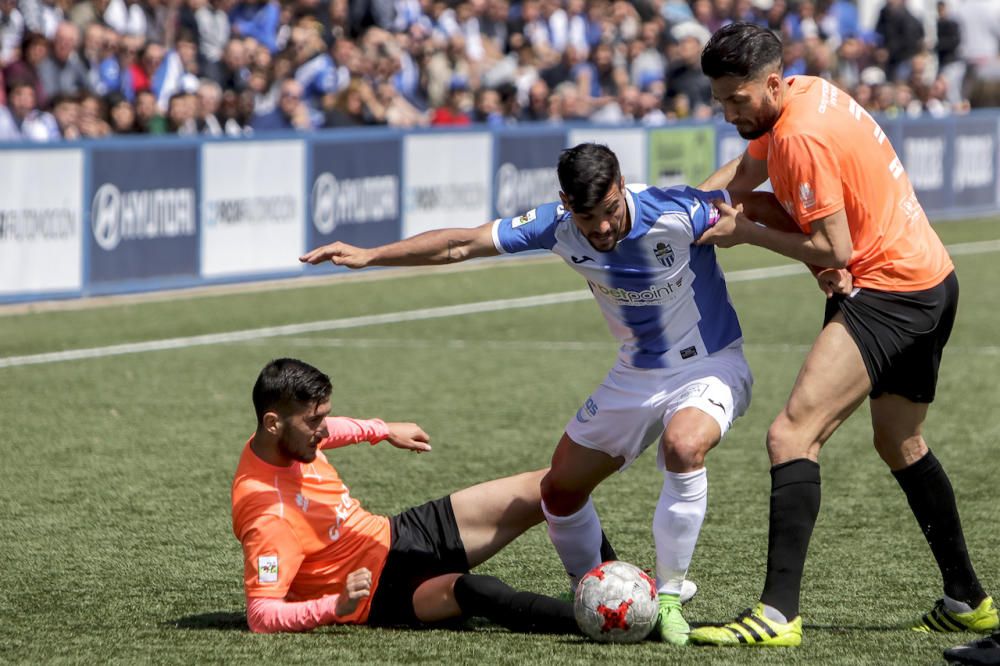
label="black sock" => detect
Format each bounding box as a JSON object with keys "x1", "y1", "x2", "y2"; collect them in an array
[
  {"x1": 760, "y1": 459, "x2": 821, "y2": 620},
  {"x1": 453, "y1": 574, "x2": 579, "y2": 634},
  {"x1": 892, "y1": 450, "x2": 985, "y2": 606},
  {"x1": 599, "y1": 530, "x2": 618, "y2": 562}
]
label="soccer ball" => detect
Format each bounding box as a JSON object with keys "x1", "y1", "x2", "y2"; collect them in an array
[{"x1": 574, "y1": 560, "x2": 658, "y2": 643}]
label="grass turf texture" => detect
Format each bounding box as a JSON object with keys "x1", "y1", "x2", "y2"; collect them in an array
[{"x1": 1, "y1": 217, "x2": 998, "y2": 665}]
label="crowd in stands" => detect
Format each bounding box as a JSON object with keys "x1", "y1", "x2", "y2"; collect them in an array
[{"x1": 1, "y1": 0, "x2": 999, "y2": 141}]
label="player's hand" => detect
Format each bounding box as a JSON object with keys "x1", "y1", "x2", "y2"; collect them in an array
[
  {"x1": 299, "y1": 242, "x2": 373, "y2": 269},
  {"x1": 816, "y1": 267, "x2": 853, "y2": 298},
  {"x1": 696, "y1": 200, "x2": 751, "y2": 248},
  {"x1": 384, "y1": 422, "x2": 432, "y2": 453},
  {"x1": 335, "y1": 568, "x2": 372, "y2": 616}
]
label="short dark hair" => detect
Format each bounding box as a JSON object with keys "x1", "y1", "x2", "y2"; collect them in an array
[
  {"x1": 252, "y1": 358, "x2": 332, "y2": 424},
  {"x1": 557, "y1": 143, "x2": 621, "y2": 213},
  {"x1": 701, "y1": 22, "x2": 783, "y2": 80}
]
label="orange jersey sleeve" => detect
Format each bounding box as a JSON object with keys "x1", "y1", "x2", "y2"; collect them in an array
[
  {"x1": 761, "y1": 76, "x2": 953, "y2": 291},
  {"x1": 241, "y1": 514, "x2": 306, "y2": 599}
]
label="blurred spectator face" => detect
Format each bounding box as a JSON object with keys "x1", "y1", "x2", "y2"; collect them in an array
[
  {"x1": 487, "y1": 0, "x2": 509, "y2": 22},
  {"x1": 854, "y1": 83, "x2": 873, "y2": 107},
  {"x1": 528, "y1": 79, "x2": 549, "y2": 112},
  {"x1": 219, "y1": 89, "x2": 240, "y2": 120},
  {"x1": 198, "y1": 81, "x2": 222, "y2": 116},
  {"x1": 52, "y1": 96, "x2": 80, "y2": 131},
  {"x1": 53, "y1": 23, "x2": 80, "y2": 63},
  {"x1": 110, "y1": 99, "x2": 136, "y2": 132},
  {"x1": 143, "y1": 44, "x2": 166, "y2": 75},
  {"x1": 676, "y1": 36, "x2": 702, "y2": 65},
  {"x1": 618, "y1": 85, "x2": 640, "y2": 118},
  {"x1": 476, "y1": 88, "x2": 500, "y2": 116},
  {"x1": 79, "y1": 95, "x2": 105, "y2": 126},
  {"x1": 168, "y1": 93, "x2": 196, "y2": 126},
  {"x1": 223, "y1": 39, "x2": 247, "y2": 70},
  {"x1": 135, "y1": 91, "x2": 158, "y2": 121},
  {"x1": 692, "y1": 0, "x2": 713, "y2": 24},
  {"x1": 10, "y1": 84, "x2": 37, "y2": 119},
  {"x1": 279, "y1": 79, "x2": 304, "y2": 116},
  {"x1": 25, "y1": 34, "x2": 50, "y2": 65},
  {"x1": 119, "y1": 35, "x2": 142, "y2": 65},
  {"x1": 177, "y1": 36, "x2": 199, "y2": 73},
  {"x1": 84, "y1": 24, "x2": 104, "y2": 58},
  {"x1": 248, "y1": 67, "x2": 269, "y2": 92},
  {"x1": 593, "y1": 43, "x2": 612, "y2": 70}
]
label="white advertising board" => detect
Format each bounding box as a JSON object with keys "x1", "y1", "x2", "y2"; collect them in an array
[
  {"x1": 201, "y1": 141, "x2": 305, "y2": 277},
  {"x1": 403, "y1": 133, "x2": 492, "y2": 236}
]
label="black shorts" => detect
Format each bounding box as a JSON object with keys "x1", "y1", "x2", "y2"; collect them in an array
[
  {"x1": 823, "y1": 271, "x2": 958, "y2": 403},
  {"x1": 366, "y1": 495, "x2": 469, "y2": 627}
]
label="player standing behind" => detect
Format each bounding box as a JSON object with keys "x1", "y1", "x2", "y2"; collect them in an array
[
  {"x1": 688, "y1": 23, "x2": 997, "y2": 647},
  {"x1": 302, "y1": 143, "x2": 764, "y2": 645}
]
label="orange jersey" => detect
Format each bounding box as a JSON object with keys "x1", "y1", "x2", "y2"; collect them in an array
[
  {"x1": 231, "y1": 437, "x2": 391, "y2": 624},
  {"x1": 748, "y1": 76, "x2": 953, "y2": 291}
]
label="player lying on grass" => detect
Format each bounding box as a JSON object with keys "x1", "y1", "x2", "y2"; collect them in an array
[{"x1": 233, "y1": 357, "x2": 610, "y2": 634}]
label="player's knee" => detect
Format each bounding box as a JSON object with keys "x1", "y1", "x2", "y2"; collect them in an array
[
  {"x1": 661, "y1": 432, "x2": 710, "y2": 471},
  {"x1": 540, "y1": 473, "x2": 588, "y2": 516},
  {"x1": 766, "y1": 413, "x2": 807, "y2": 463}
]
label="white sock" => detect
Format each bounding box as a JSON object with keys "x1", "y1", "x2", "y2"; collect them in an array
[
  {"x1": 653, "y1": 468, "x2": 708, "y2": 595},
  {"x1": 542, "y1": 496, "x2": 603, "y2": 591},
  {"x1": 762, "y1": 604, "x2": 789, "y2": 624},
  {"x1": 944, "y1": 595, "x2": 974, "y2": 613}
]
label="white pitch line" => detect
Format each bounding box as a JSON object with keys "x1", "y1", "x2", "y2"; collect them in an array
[{"x1": 3, "y1": 240, "x2": 999, "y2": 369}]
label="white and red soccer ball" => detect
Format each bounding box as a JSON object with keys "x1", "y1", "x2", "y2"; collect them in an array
[{"x1": 573, "y1": 560, "x2": 658, "y2": 643}]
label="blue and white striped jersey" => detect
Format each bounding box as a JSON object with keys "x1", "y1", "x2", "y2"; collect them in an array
[{"x1": 491, "y1": 185, "x2": 743, "y2": 369}]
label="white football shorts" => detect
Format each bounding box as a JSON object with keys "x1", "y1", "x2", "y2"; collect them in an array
[{"x1": 564, "y1": 344, "x2": 753, "y2": 470}]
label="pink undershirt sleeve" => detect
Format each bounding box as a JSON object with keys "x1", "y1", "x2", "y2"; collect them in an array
[
  {"x1": 246, "y1": 595, "x2": 342, "y2": 633},
  {"x1": 320, "y1": 417, "x2": 391, "y2": 449}
]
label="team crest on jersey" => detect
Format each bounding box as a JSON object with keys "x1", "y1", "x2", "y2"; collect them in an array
[
  {"x1": 654, "y1": 242, "x2": 675, "y2": 267},
  {"x1": 258, "y1": 555, "x2": 278, "y2": 583},
  {"x1": 512, "y1": 209, "x2": 536, "y2": 228},
  {"x1": 798, "y1": 182, "x2": 816, "y2": 209}
]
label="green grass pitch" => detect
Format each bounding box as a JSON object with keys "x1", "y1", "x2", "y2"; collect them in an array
[{"x1": 1, "y1": 217, "x2": 998, "y2": 664}]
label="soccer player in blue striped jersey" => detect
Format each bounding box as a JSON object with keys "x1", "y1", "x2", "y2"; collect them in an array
[{"x1": 302, "y1": 143, "x2": 758, "y2": 645}]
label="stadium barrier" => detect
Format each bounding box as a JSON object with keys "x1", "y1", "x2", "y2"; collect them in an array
[{"x1": 2, "y1": 111, "x2": 998, "y2": 303}]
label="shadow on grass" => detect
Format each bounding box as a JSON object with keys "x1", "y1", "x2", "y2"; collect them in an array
[{"x1": 165, "y1": 611, "x2": 248, "y2": 631}]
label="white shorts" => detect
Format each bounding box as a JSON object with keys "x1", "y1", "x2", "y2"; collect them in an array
[{"x1": 564, "y1": 345, "x2": 753, "y2": 470}]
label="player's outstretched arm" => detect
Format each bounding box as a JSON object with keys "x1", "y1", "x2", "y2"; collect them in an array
[
  {"x1": 299, "y1": 221, "x2": 500, "y2": 269},
  {"x1": 383, "y1": 422, "x2": 432, "y2": 452},
  {"x1": 728, "y1": 190, "x2": 799, "y2": 234}
]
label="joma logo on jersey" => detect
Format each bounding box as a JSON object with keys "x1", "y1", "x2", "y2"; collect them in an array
[{"x1": 654, "y1": 242, "x2": 675, "y2": 267}]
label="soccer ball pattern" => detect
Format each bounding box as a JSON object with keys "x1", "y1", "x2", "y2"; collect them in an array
[{"x1": 574, "y1": 560, "x2": 658, "y2": 643}]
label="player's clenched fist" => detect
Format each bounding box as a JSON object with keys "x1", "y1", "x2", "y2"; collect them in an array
[
  {"x1": 335, "y1": 568, "x2": 372, "y2": 616},
  {"x1": 299, "y1": 242, "x2": 373, "y2": 269}
]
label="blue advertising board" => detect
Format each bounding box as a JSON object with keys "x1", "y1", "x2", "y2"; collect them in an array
[
  {"x1": 493, "y1": 128, "x2": 566, "y2": 219},
  {"x1": 308, "y1": 135, "x2": 402, "y2": 256},
  {"x1": 88, "y1": 146, "x2": 199, "y2": 285},
  {"x1": 898, "y1": 118, "x2": 953, "y2": 214},
  {"x1": 951, "y1": 115, "x2": 997, "y2": 209}
]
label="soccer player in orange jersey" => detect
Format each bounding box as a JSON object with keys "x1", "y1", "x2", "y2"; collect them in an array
[
  {"x1": 685, "y1": 22, "x2": 997, "y2": 646},
  {"x1": 233, "y1": 357, "x2": 587, "y2": 634}
]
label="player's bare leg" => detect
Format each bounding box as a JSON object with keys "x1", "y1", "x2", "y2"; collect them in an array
[
  {"x1": 539, "y1": 434, "x2": 623, "y2": 590},
  {"x1": 691, "y1": 314, "x2": 870, "y2": 646},
  {"x1": 655, "y1": 407, "x2": 722, "y2": 645},
  {"x1": 872, "y1": 394, "x2": 997, "y2": 633},
  {"x1": 449, "y1": 468, "x2": 547, "y2": 568}
]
